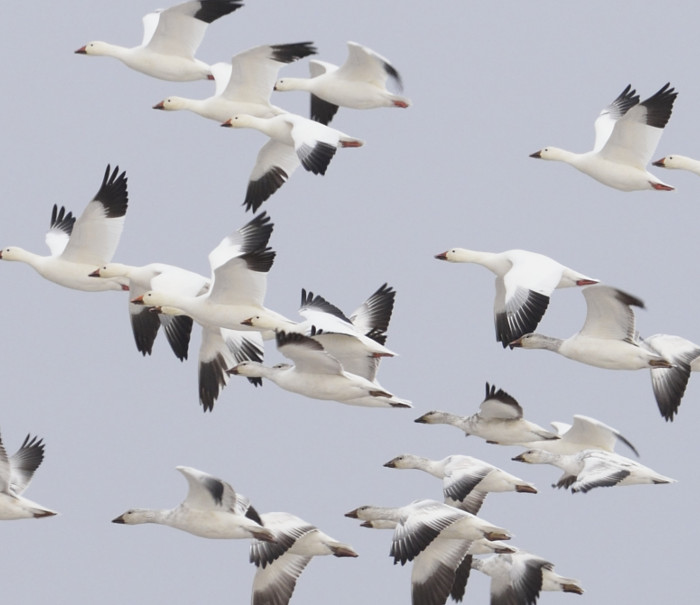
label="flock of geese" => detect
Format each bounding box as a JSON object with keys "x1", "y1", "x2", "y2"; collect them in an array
[{"x1": 1, "y1": 1, "x2": 697, "y2": 604}]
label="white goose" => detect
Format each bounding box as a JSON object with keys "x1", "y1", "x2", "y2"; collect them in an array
[
  {"x1": 471, "y1": 550, "x2": 584, "y2": 604},
  {"x1": 228, "y1": 331, "x2": 410, "y2": 408},
  {"x1": 530, "y1": 83, "x2": 677, "y2": 191},
  {"x1": 112, "y1": 466, "x2": 274, "y2": 541},
  {"x1": 75, "y1": 0, "x2": 244, "y2": 81},
  {"x1": 509, "y1": 285, "x2": 673, "y2": 370},
  {"x1": 0, "y1": 432, "x2": 57, "y2": 520},
  {"x1": 249, "y1": 512, "x2": 358, "y2": 605},
  {"x1": 1, "y1": 165, "x2": 129, "y2": 292},
  {"x1": 512, "y1": 449, "x2": 676, "y2": 493},
  {"x1": 221, "y1": 112, "x2": 363, "y2": 212},
  {"x1": 435, "y1": 247, "x2": 598, "y2": 347},
  {"x1": 241, "y1": 284, "x2": 397, "y2": 358},
  {"x1": 643, "y1": 333, "x2": 700, "y2": 421},
  {"x1": 414, "y1": 382, "x2": 559, "y2": 445},
  {"x1": 130, "y1": 213, "x2": 280, "y2": 411},
  {"x1": 346, "y1": 500, "x2": 512, "y2": 549},
  {"x1": 359, "y1": 520, "x2": 515, "y2": 605},
  {"x1": 346, "y1": 499, "x2": 511, "y2": 604},
  {"x1": 652, "y1": 154, "x2": 700, "y2": 175},
  {"x1": 273, "y1": 41, "x2": 411, "y2": 125},
  {"x1": 384, "y1": 454, "x2": 537, "y2": 515},
  {"x1": 153, "y1": 42, "x2": 316, "y2": 122},
  {"x1": 90, "y1": 262, "x2": 209, "y2": 360}
]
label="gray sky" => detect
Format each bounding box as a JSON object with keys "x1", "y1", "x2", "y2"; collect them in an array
[{"x1": 1, "y1": 0, "x2": 698, "y2": 603}]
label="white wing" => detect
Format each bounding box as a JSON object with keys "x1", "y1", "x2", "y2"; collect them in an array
[{"x1": 60, "y1": 166, "x2": 128, "y2": 265}]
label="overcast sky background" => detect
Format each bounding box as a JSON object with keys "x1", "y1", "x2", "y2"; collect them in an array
[{"x1": 2, "y1": 1, "x2": 699, "y2": 603}]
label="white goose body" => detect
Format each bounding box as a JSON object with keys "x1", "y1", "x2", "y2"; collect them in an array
[
  {"x1": 435, "y1": 247, "x2": 597, "y2": 346},
  {"x1": 415, "y1": 382, "x2": 558, "y2": 445},
  {"x1": 384, "y1": 454, "x2": 537, "y2": 515},
  {"x1": 229, "y1": 331, "x2": 410, "y2": 408},
  {"x1": 346, "y1": 499, "x2": 512, "y2": 554},
  {"x1": 513, "y1": 449, "x2": 676, "y2": 493},
  {"x1": 1, "y1": 165, "x2": 129, "y2": 292},
  {"x1": 510, "y1": 285, "x2": 673, "y2": 370},
  {"x1": 153, "y1": 42, "x2": 317, "y2": 121},
  {"x1": 274, "y1": 41, "x2": 410, "y2": 124},
  {"x1": 112, "y1": 466, "x2": 274, "y2": 541},
  {"x1": 530, "y1": 83, "x2": 677, "y2": 191},
  {"x1": 75, "y1": 0, "x2": 244, "y2": 81}
]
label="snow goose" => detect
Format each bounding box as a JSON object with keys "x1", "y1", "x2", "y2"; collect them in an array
[
  {"x1": 0, "y1": 432, "x2": 57, "y2": 520},
  {"x1": 347, "y1": 499, "x2": 511, "y2": 605},
  {"x1": 530, "y1": 83, "x2": 677, "y2": 191},
  {"x1": 250, "y1": 512, "x2": 357, "y2": 605},
  {"x1": 652, "y1": 154, "x2": 700, "y2": 175},
  {"x1": 435, "y1": 247, "x2": 598, "y2": 347},
  {"x1": 241, "y1": 283, "x2": 398, "y2": 358},
  {"x1": 643, "y1": 333, "x2": 700, "y2": 421},
  {"x1": 228, "y1": 330, "x2": 411, "y2": 408},
  {"x1": 90, "y1": 262, "x2": 209, "y2": 360},
  {"x1": 384, "y1": 454, "x2": 537, "y2": 515},
  {"x1": 1, "y1": 165, "x2": 129, "y2": 292},
  {"x1": 524, "y1": 414, "x2": 639, "y2": 457},
  {"x1": 75, "y1": 0, "x2": 244, "y2": 81},
  {"x1": 112, "y1": 466, "x2": 274, "y2": 541},
  {"x1": 414, "y1": 382, "x2": 559, "y2": 445},
  {"x1": 509, "y1": 285, "x2": 674, "y2": 370},
  {"x1": 273, "y1": 41, "x2": 411, "y2": 125},
  {"x1": 512, "y1": 449, "x2": 676, "y2": 493},
  {"x1": 130, "y1": 213, "x2": 281, "y2": 411},
  {"x1": 471, "y1": 550, "x2": 584, "y2": 604},
  {"x1": 346, "y1": 500, "x2": 512, "y2": 551},
  {"x1": 153, "y1": 42, "x2": 317, "y2": 122},
  {"x1": 221, "y1": 112, "x2": 363, "y2": 212},
  {"x1": 358, "y1": 522, "x2": 515, "y2": 604}
]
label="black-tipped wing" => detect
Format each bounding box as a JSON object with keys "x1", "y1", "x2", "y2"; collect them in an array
[
  {"x1": 593, "y1": 84, "x2": 640, "y2": 151},
  {"x1": 443, "y1": 467, "x2": 489, "y2": 503},
  {"x1": 244, "y1": 166, "x2": 288, "y2": 213},
  {"x1": 495, "y1": 284, "x2": 550, "y2": 347},
  {"x1": 10, "y1": 434, "x2": 46, "y2": 494},
  {"x1": 479, "y1": 383, "x2": 523, "y2": 420},
  {"x1": 644, "y1": 334, "x2": 700, "y2": 421},
  {"x1": 300, "y1": 289, "x2": 352, "y2": 323},
  {"x1": 349, "y1": 283, "x2": 396, "y2": 338},
  {"x1": 639, "y1": 83, "x2": 677, "y2": 129},
  {"x1": 297, "y1": 141, "x2": 336, "y2": 175},
  {"x1": 391, "y1": 504, "x2": 463, "y2": 564},
  {"x1": 311, "y1": 94, "x2": 340, "y2": 125},
  {"x1": 243, "y1": 140, "x2": 299, "y2": 212},
  {"x1": 601, "y1": 83, "x2": 677, "y2": 168},
  {"x1": 45, "y1": 205, "x2": 76, "y2": 256},
  {"x1": 161, "y1": 315, "x2": 194, "y2": 361},
  {"x1": 60, "y1": 165, "x2": 129, "y2": 265},
  {"x1": 193, "y1": 0, "x2": 244, "y2": 23},
  {"x1": 198, "y1": 328, "x2": 263, "y2": 412},
  {"x1": 130, "y1": 307, "x2": 162, "y2": 356}
]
